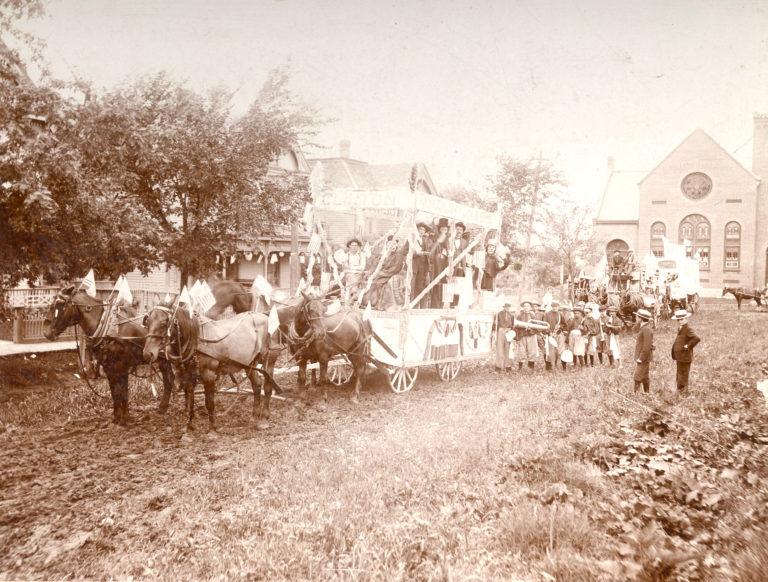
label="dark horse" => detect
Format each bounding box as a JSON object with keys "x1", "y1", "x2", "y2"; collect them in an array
[
  {"x1": 292, "y1": 292, "x2": 381, "y2": 403},
  {"x1": 143, "y1": 301, "x2": 280, "y2": 431},
  {"x1": 722, "y1": 287, "x2": 763, "y2": 310},
  {"x1": 42, "y1": 286, "x2": 174, "y2": 426}
]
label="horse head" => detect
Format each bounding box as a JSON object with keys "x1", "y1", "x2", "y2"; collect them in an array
[
  {"x1": 43, "y1": 285, "x2": 82, "y2": 340},
  {"x1": 143, "y1": 302, "x2": 198, "y2": 363},
  {"x1": 722, "y1": 286, "x2": 731, "y2": 297}
]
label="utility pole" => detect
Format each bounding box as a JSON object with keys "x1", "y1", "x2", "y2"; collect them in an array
[{"x1": 290, "y1": 222, "x2": 299, "y2": 295}]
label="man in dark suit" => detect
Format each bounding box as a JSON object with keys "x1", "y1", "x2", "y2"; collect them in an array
[
  {"x1": 633, "y1": 308, "x2": 654, "y2": 393},
  {"x1": 670, "y1": 309, "x2": 701, "y2": 394}
]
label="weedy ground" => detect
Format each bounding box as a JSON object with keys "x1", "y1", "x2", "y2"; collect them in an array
[{"x1": 0, "y1": 301, "x2": 766, "y2": 581}]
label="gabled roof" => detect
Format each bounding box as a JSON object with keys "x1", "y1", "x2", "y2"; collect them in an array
[
  {"x1": 639, "y1": 128, "x2": 759, "y2": 185},
  {"x1": 595, "y1": 170, "x2": 643, "y2": 223},
  {"x1": 307, "y1": 158, "x2": 438, "y2": 195}
]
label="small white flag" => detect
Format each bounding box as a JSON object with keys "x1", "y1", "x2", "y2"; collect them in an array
[
  {"x1": 251, "y1": 275, "x2": 273, "y2": 304},
  {"x1": 196, "y1": 280, "x2": 216, "y2": 314},
  {"x1": 164, "y1": 293, "x2": 172, "y2": 304},
  {"x1": 178, "y1": 285, "x2": 192, "y2": 314},
  {"x1": 268, "y1": 304, "x2": 280, "y2": 335},
  {"x1": 295, "y1": 278, "x2": 307, "y2": 297},
  {"x1": 362, "y1": 302, "x2": 372, "y2": 321},
  {"x1": 116, "y1": 276, "x2": 133, "y2": 304},
  {"x1": 80, "y1": 269, "x2": 97, "y2": 298},
  {"x1": 270, "y1": 253, "x2": 278, "y2": 264}
]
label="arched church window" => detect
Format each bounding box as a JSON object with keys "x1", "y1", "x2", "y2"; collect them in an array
[
  {"x1": 679, "y1": 214, "x2": 710, "y2": 270},
  {"x1": 650, "y1": 222, "x2": 665, "y2": 257},
  {"x1": 724, "y1": 221, "x2": 741, "y2": 271}
]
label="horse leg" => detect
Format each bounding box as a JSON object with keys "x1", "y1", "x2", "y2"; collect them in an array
[
  {"x1": 249, "y1": 369, "x2": 270, "y2": 430},
  {"x1": 318, "y1": 358, "x2": 329, "y2": 402},
  {"x1": 297, "y1": 359, "x2": 307, "y2": 391},
  {"x1": 158, "y1": 359, "x2": 174, "y2": 415},
  {"x1": 183, "y1": 369, "x2": 195, "y2": 431},
  {"x1": 350, "y1": 356, "x2": 363, "y2": 404},
  {"x1": 200, "y1": 367, "x2": 217, "y2": 432},
  {"x1": 104, "y1": 368, "x2": 121, "y2": 424},
  {"x1": 737, "y1": 296, "x2": 742, "y2": 310}
]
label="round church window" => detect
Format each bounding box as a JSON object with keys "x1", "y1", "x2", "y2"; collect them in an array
[{"x1": 680, "y1": 172, "x2": 712, "y2": 200}]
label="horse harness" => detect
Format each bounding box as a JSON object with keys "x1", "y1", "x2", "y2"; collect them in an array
[{"x1": 145, "y1": 305, "x2": 197, "y2": 364}]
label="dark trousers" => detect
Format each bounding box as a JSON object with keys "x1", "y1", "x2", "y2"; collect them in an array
[{"x1": 676, "y1": 361, "x2": 692, "y2": 391}]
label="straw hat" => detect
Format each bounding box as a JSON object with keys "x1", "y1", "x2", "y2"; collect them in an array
[
  {"x1": 636, "y1": 308, "x2": 652, "y2": 320},
  {"x1": 671, "y1": 309, "x2": 691, "y2": 320}
]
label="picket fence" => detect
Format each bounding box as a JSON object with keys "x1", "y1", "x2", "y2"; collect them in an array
[{"x1": 5, "y1": 284, "x2": 173, "y2": 344}]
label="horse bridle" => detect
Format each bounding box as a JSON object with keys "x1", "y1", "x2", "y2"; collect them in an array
[
  {"x1": 50, "y1": 291, "x2": 110, "y2": 333},
  {"x1": 145, "y1": 304, "x2": 196, "y2": 363}
]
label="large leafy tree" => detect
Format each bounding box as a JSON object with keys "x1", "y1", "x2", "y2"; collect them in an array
[
  {"x1": 488, "y1": 156, "x2": 564, "y2": 259},
  {"x1": 539, "y1": 201, "x2": 600, "y2": 285},
  {"x1": 79, "y1": 71, "x2": 313, "y2": 287}
]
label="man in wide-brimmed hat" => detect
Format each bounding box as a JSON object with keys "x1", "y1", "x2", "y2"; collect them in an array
[
  {"x1": 413, "y1": 222, "x2": 434, "y2": 308},
  {"x1": 633, "y1": 309, "x2": 654, "y2": 393},
  {"x1": 670, "y1": 309, "x2": 700, "y2": 394},
  {"x1": 336, "y1": 237, "x2": 367, "y2": 303},
  {"x1": 542, "y1": 299, "x2": 564, "y2": 372}
]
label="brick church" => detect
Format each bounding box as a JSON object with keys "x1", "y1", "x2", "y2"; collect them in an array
[{"x1": 594, "y1": 114, "x2": 768, "y2": 292}]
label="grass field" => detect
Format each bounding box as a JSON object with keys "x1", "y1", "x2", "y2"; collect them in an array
[{"x1": 0, "y1": 302, "x2": 767, "y2": 580}]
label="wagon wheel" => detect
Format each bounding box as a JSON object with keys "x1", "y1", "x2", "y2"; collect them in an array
[
  {"x1": 388, "y1": 365, "x2": 419, "y2": 394},
  {"x1": 435, "y1": 360, "x2": 462, "y2": 381},
  {"x1": 329, "y1": 358, "x2": 354, "y2": 386}
]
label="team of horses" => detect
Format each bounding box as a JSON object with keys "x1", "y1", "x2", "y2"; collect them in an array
[
  {"x1": 42, "y1": 281, "x2": 377, "y2": 430},
  {"x1": 722, "y1": 286, "x2": 765, "y2": 310}
]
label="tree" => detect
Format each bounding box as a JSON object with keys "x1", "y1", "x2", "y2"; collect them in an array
[
  {"x1": 440, "y1": 184, "x2": 497, "y2": 213},
  {"x1": 488, "y1": 155, "x2": 564, "y2": 258},
  {"x1": 539, "y1": 201, "x2": 600, "y2": 286},
  {"x1": 75, "y1": 71, "x2": 315, "y2": 288},
  {"x1": 0, "y1": 61, "x2": 163, "y2": 308}
]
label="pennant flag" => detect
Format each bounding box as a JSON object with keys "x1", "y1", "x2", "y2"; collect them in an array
[
  {"x1": 116, "y1": 276, "x2": 133, "y2": 304},
  {"x1": 80, "y1": 269, "x2": 97, "y2": 298},
  {"x1": 268, "y1": 304, "x2": 280, "y2": 335},
  {"x1": 251, "y1": 275, "x2": 273, "y2": 305},
  {"x1": 189, "y1": 279, "x2": 201, "y2": 299},
  {"x1": 194, "y1": 280, "x2": 216, "y2": 314},
  {"x1": 362, "y1": 302, "x2": 372, "y2": 321},
  {"x1": 178, "y1": 286, "x2": 193, "y2": 314},
  {"x1": 164, "y1": 293, "x2": 172, "y2": 304}
]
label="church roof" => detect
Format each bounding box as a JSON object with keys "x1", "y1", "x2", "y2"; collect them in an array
[
  {"x1": 307, "y1": 158, "x2": 438, "y2": 194},
  {"x1": 595, "y1": 170, "x2": 643, "y2": 223},
  {"x1": 638, "y1": 128, "x2": 759, "y2": 185}
]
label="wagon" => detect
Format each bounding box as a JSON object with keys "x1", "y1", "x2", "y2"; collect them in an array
[{"x1": 312, "y1": 184, "x2": 502, "y2": 393}]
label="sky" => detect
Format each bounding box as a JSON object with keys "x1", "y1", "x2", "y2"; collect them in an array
[{"x1": 15, "y1": 0, "x2": 768, "y2": 207}]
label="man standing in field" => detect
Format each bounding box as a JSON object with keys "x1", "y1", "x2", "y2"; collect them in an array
[
  {"x1": 542, "y1": 300, "x2": 562, "y2": 372},
  {"x1": 494, "y1": 301, "x2": 515, "y2": 372},
  {"x1": 633, "y1": 309, "x2": 654, "y2": 393},
  {"x1": 516, "y1": 300, "x2": 539, "y2": 371},
  {"x1": 670, "y1": 309, "x2": 700, "y2": 394}
]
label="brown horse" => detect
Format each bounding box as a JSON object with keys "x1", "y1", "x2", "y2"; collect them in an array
[
  {"x1": 292, "y1": 292, "x2": 376, "y2": 403},
  {"x1": 42, "y1": 286, "x2": 175, "y2": 426},
  {"x1": 143, "y1": 302, "x2": 280, "y2": 431},
  {"x1": 722, "y1": 287, "x2": 763, "y2": 310}
]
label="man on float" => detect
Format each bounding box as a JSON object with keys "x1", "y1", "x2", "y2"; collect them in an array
[
  {"x1": 450, "y1": 222, "x2": 470, "y2": 307},
  {"x1": 336, "y1": 238, "x2": 367, "y2": 304},
  {"x1": 429, "y1": 218, "x2": 451, "y2": 308},
  {"x1": 412, "y1": 222, "x2": 433, "y2": 308}
]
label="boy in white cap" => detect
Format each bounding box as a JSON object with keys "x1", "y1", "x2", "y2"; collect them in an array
[
  {"x1": 670, "y1": 309, "x2": 700, "y2": 394},
  {"x1": 633, "y1": 309, "x2": 654, "y2": 393}
]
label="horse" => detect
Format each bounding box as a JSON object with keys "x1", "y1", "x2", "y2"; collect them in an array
[
  {"x1": 143, "y1": 302, "x2": 280, "y2": 431},
  {"x1": 42, "y1": 285, "x2": 175, "y2": 426},
  {"x1": 292, "y1": 292, "x2": 378, "y2": 403},
  {"x1": 619, "y1": 290, "x2": 658, "y2": 328},
  {"x1": 207, "y1": 280, "x2": 347, "y2": 390},
  {"x1": 722, "y1": 287, "x2": 764, "y2": 310}
]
